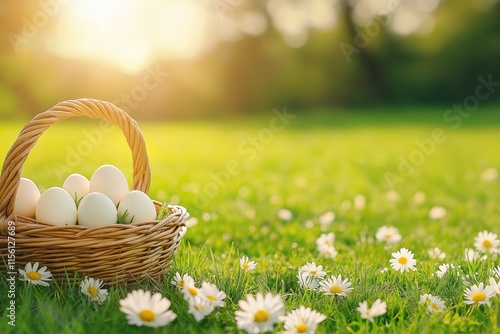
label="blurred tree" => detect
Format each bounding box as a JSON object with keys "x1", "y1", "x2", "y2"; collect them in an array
[{"x1": 0, "y1": 0, "x2": 499, "y2": 119}]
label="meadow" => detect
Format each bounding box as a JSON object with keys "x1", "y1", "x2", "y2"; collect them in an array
[{"x1": 1, "y1": 107, "x2": 500, "y2": 333}]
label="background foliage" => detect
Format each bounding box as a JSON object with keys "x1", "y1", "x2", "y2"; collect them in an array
[{"x1": 0, "y1": 0, "x2": 499, "y2": 119}]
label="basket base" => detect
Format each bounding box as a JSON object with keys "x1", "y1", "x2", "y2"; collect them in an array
[{"x1": 0, "y1": 205, "x2": 189, "y2": 284}]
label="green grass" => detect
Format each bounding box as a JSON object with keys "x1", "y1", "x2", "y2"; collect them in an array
[{"x1": 1, "y1": 106, "x2": 500, "y2": 333}]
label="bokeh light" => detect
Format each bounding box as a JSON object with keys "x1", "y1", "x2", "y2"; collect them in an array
[
  {"x1": 42, "y1": 0, "x2": 450, "y2": 72},
  {"x1": 50, "y1": 0, "x2": 213, "y2": 73},
  {"x1": 0, "y1": 0, "x2": 498, "y2": 118}
]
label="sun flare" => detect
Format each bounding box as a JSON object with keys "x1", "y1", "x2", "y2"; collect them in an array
[{"x1": 51, "y1": 0, "x2": 210, "y2": 73}]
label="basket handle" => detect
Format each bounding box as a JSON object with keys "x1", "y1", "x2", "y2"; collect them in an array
[{"x1": 0, "y1": 99, "x2": 151, "y2": 227}]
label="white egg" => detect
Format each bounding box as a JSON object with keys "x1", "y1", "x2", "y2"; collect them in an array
[
  {"x1": 117, "y1": 190, "x2": 156, "y2": 224},
  {"x1": 78, "y1": 192, "x2": 117, "y2": 227},
  {"x1": 63, "y1": 173, "x2": 90, "y2": 201},
  {"x1": 36, "y1": 187, "x2": 77, "y2": 226},
  {"x1": 14, "y1": 177, "x2": 41, "y2": 217},
  {"x1": 89, "y1": 165, "x2": 129, "y2": 205}
]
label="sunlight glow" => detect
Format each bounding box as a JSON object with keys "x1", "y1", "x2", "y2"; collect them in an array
[
  {"x1": 159, "y1": 1, "x2": 209, "y2": 58},
  {"x1": 45, "y1": 0, "x2": 437, "y2": 73},
  {"x1": 52, "y1": 0, "x2": 210, "y2": 74}
]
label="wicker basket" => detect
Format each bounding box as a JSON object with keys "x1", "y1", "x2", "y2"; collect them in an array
[{"x1": 0, "y1": 99, "x2": 189, "y2": 283}]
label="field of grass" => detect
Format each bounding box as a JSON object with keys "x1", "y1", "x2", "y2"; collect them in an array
[{"x1": 1, "y1": 107, "x2": 500, "y2": 333}]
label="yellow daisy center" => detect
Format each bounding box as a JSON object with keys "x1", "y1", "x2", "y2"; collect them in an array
[
  {"x1": 254, "y1": 309, "x2": 270, "y2": 323},
  {"x1": 242, "y1": 263, "x2": 249, "y2": 269},
  {"x1": 207, "y1": 295, "x2": 217, "y2": 301},
  {"x1": 311, "y1": 270, "x2": 317, "y2": 274},
  {"x1": 330, "y1": 285, "x2": 342, "y2": 294},
  {"x1": 27, "y1": 271, "x2": 41, "y2": 280},
  {"x1": 483, "y1": 239, "x2": 492, "y2": 248},
  {"x1": 385, "y1": 233, "x2": 392, "y2": 238},
  {"x1": 194, "y1": 304, "x2": 205, "y2": 311},
  {"x1": 178, "y1": 280, "x2": 184, "y2": 288},
  {"x1": 296, "y1": 323, "x2": 308, "y2": 333},
  {"x1": 139, "y1": 309, "x2": 156, "y2": 322},
  {"x1": 398, "y1": 257, "x2": 408, "y2": 265},
  {"x1": 188, "y1": 287, "x2": 198, "y2": 296},
  {"x1": 87, "y1": 286, "x2": 99, "y2": 297},
  {"x1": 472, "y1": 292, "x2": 486, "y2": 303},
  {"x1": 431, "y1": 303, "x2": 438, "y2": 310}
]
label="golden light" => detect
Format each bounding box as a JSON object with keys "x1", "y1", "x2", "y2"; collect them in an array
[
  {"x1": 159, "y1": 1, "x2": 209, "y2": 57},
  {"x1": 50, "y1": 0, "x2": 211, "y2": 74}
]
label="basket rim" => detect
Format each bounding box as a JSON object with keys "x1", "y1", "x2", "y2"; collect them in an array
[{"x1": 6, "y1": 203, "x2": 188, "y2": 231}]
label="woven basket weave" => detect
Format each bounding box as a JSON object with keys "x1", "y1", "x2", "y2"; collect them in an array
[{"x1": 0, "y1": 99, "x2": 189, "y2": 283}]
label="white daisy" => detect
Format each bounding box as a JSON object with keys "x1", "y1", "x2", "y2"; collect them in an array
[
  {"x1": 413, "y1": 191, "x2": 426, "y2": 204},
  {"x1": 316, "y1": 233, "x2": 335, "y2": 248},
  {"x1": 419, "y1": 293, "x2": 432, "y2": 304},
  {"x1": 240, "y1": 256, "x2": 258, "y2": 271},
  {"x1": 428, "y1": 247, "x2": 446, "y2": 260},
  {"x1": 119, "y1": 289, "x2": 176, "y2": 328},
  {"x1": 319, "y1": 212, "x2": 335, "y2": 225},
  {"x1": 464, "y1": 248, "x2": 482, "y2": 262},
  {"x1": 181, "y1": 276, "x2": 200, "y2": 300},
  {"x1": 200, "y1": 281, "x2": 226, "y2": 307},
  {"x1": 427, "y1": 296, "x2": 447, "y2": 313},
  {"x1": 281, "y1": 306, "x2": 327, "y2": 334},
  {"x1": 354, "y1": 194, "x2": 366, "y2": 210},
  {"x1": 170, "y1": 272, "x2": 193, "y2": 290},
  {"x1": 375, "y1": 226, "x2": 402, "y2": 244},
  {"x1": 188, "y1": 296, "x2": 215, "y2": 322},
  {"x1": 419, "y1": 294, "x2": 446, "y2": 313},
  {"x1": 380, "y1": 267, "x2": 389, "y2": 274},
  {"x1": 429, "y1": 206, "x2": 446, "y2": 220},
  {"x1": 464, "y1": 283, "x2": 496, "y2": 307},
  {"x1": 474, "y1": 230, "x2": 500, "y2": 254},
  {"x1": 297, "y1": 272, "x2": 320, "y2": 291},
  {"x1": 318, "y1": 275, "x2": 353, "y2": 297},
  {"x1": 389, "y1": 247, "x2": 417, "y2": 272},
  {"x1": 386, "y1": 190, "x2": 400, "y2": 202},
  {"x1": 317, "y1": 244, "x2": 338, "y2": 259},
  {"x1": 436, "y1": 264, "x2": 456, "y2": 278},
  {"x1": 185, "y1": 217, "x2": 198, "y2": 228},
  {"x1": 235, "y1": 292, "x2": 285, "y2": 334},
  {"x1": 80, "y1": 276, "x2": 108, "y2": 304},
  {"x1": 488, "y1": 277, "x2": 500, "y2": 296},
  {"x1": 18, "y1": 262, "x2": 52, "y2": 286},
  {"x1": 278, "y1": 209, "x2": 293, "y2": 221},
  {"x1": 481, "y1": 167, "x2": 498, "y2": 182},
  {"x1": 357, "y1": 299, "x2": 387, "y2": 323},
  {"x1": 492, "y1": 266, "x2": 500, "y2": 279},
  {"x1": 299, "y1": 262, "x2": 327, "y2": 279}
]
